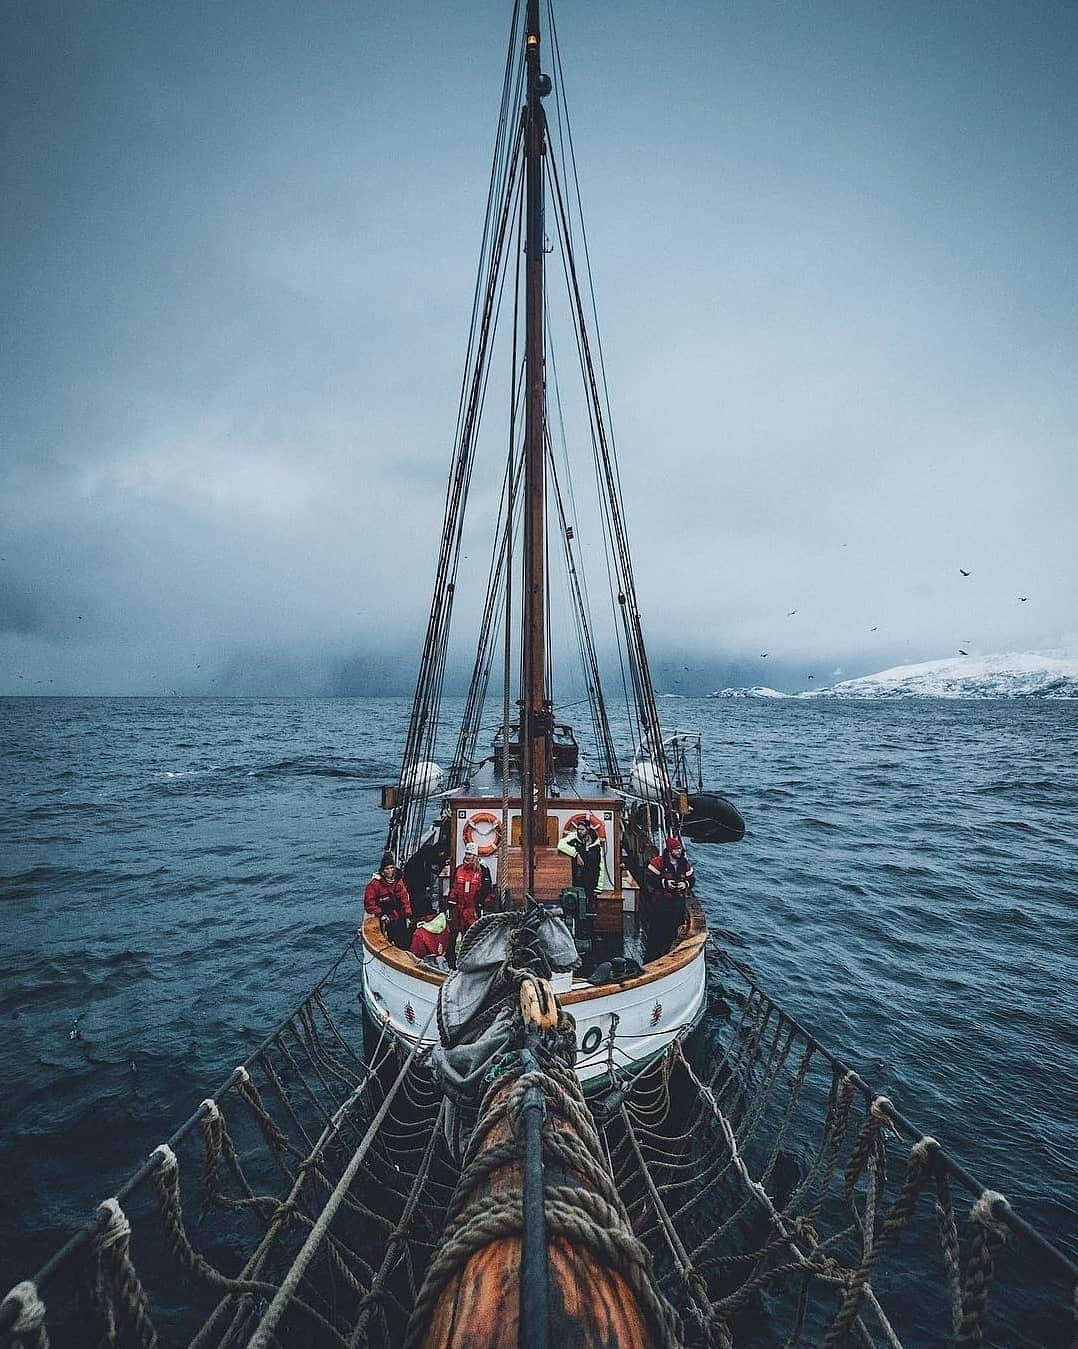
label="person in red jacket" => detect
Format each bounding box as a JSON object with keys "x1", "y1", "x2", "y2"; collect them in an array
[
  {"x1": 409, "y1": 910, "x2": 450, "y2": 963},
  {"x1": 643, "y1": 836, "x2": 694, "y2": 962},
  {"x1": 447, "y1": 845, "x2": 493, "y2": 957},
  {"x1": 364, "y1": 851, "x2": 412, "y2": 949}
]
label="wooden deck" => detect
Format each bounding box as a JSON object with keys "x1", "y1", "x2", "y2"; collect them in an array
[{"x1": 502, "y1": 844, "x2": 571, "y2": 901}]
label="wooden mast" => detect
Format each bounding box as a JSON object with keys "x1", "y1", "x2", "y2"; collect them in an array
[{"x1": 521, "y1": 0, "x2": 548, "y2": 898}]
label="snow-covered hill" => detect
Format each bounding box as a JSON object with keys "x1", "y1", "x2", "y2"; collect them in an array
[{"x1": 804, "y1": 653, "x2": 1078, "y2": 700}]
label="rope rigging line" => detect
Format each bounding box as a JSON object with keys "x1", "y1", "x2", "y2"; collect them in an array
[
  {"x1": 447, "y1": 363, "x2": 526, "y2": 788},
  {"x1": 400, "y1": 90, "x2": 533, "y2": 842},
  {"x1": 543, "y1": 300, "x2": 623, "y2": 783},
  {"x1": 545, "y1": 428, "x2": 621, "y2": 785},
  {"x1": 243, "y1": 1006, "x2": 438, "y2": 1349},
  {"x1": 544, "y1": 134, "x2": 675, "y2": 826},
  {"x1": 6, "y1": 928, "x2": 1077, "y2": 1348},
  {"x1": 390, "y1": 105, "x2": 527, "y2": 858}
]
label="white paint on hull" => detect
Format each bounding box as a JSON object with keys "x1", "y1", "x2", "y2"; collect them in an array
[{"x1": 361, "y1": 940, "x2": 707, "y2": 1088}]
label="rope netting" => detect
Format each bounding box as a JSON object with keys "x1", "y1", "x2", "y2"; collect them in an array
[
  {"x1": 0, "y1": 940, "x2": 463, "y2": 1349},
  {"x1": 591, "y1": 942, "x2": 1077, "y2": 1348},
  {"x1": 3, "y1": 935, "x2": 1074, "y2": 1347}
]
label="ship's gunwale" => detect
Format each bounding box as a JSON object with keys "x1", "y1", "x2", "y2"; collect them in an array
[{"x1": 360, "y1": 903, "x2": 707, "y2": 1003}]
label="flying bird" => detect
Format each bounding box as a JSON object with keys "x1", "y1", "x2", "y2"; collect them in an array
[
  {"x1": 959, "y1": 568, "x2": 970, "y2": 577},
  {"x1": 787, "y1": 610, "x2": 797, "y2": 617},
  {"x1": 807, "y1": 674, "x2": 815, "y2": 680},
  {"x1": 759, "y1": 653, "x2": 768, "y2": 658},
  {"x1": 1018, "y1": 596, "x2": 1028, "y2": 602},
  {"x1": 958, "y1": 649, "x2": 968, "y2": 656},
  {"x1": 870, "y1": 626, "x2": 878, "y2": 632}
]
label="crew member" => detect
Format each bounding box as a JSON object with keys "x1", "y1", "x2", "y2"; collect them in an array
[
  {"x1": 410, "y1": 909, "x2": 450, "y2": 962},
  {"x1": 557, "y1": 817, "x2": 609, "y2": 905},
  {"x1": 447, "y1": 845, "x2": 493, "y2": 955},
  {"x1": 364, "y1": 851, "x2": 412, "y2": 950},
  {"x1": 643, "y1": 835, "x2": 694, "y2": 962}
]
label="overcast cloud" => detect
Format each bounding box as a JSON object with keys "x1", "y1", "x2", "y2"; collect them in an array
[{"x1": 2, "y1": 0, "x2": 1076, "y2": 696}]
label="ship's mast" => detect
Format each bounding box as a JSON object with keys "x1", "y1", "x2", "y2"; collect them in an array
[{"x1": 521, "y1": 0, "x2": 548, "y2": 898}]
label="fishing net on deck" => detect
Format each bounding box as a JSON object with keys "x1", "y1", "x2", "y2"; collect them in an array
[{"x1": 2, "y1": 936, "x2": 1074, "y2": 1348}]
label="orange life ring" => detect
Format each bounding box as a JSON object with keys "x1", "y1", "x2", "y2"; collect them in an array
[
  {"x1": 563, "y1": 811, "x2": 607, "y2": 841},
  {"x1": 462, "y1": 810, "x2": 502, "y2": 857}
]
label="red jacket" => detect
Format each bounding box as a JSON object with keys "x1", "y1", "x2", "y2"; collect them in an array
[
  {"x1": 448, "y1": 861, "x2": 492, "y2": 932},
  {"x1": 363, "y1": 874, "x2": 411, "y2": 922},
  {"x1": 645, "y1": 849, "x2": 694, "y2": 902},
  {"x1": 410, "y1": 918, "x2": 450, "y2": 960}
]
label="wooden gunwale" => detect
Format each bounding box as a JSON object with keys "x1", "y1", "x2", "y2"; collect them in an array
[{"x1": 360, "y1": 904, "x2": 707, "y2": 1004}]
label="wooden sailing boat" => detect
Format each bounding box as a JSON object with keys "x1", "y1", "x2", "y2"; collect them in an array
[
  {"x1": 360, "y1": 0, "x2": 743, "y2": 1092},
  {"x1": 4, "y1": 10, "x2": 1076, "y2": 1349}
]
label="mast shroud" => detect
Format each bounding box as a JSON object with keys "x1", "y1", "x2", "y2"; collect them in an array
[{"x1": 521, "y1": 0, "x2": 548, "y2": 897}]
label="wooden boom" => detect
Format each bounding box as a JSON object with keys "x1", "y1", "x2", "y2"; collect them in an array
[{"x1": 413, "y1": 978, "x2": 671, "y2": 1347}]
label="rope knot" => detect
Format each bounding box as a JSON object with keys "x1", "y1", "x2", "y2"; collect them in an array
[
  {"x1": 233, "y1": 1065, "x2": 251, "y2": 1085},
  {"x1": 792, "y1": 1216, "x2": 819, "y2": 1245},
  {"x1": 0, "y1": 1280, "x2": 46, "y2": 1334},
  {"x1": 94, "y1": 1197, "x2": 132, "y2": 1250},
  {"x1": 200, "y1": 1097, "x2": 220, "y2": 1121},
  {"x1": 912, "y1": 1134, "x2": 939, "y2": 1162},
  {"x1": 150, "y1": 1143, "x2": 178, "y2": 1173},
  {"x1": 970, "y1": 1189, "x2": 1010, "y2": 1239},
  {"x1": 869, "y1": 1095, "x2": 893, "y2": 1122}
]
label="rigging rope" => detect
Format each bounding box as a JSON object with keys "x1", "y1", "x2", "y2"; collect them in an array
[{"x1": 4, "y1": 934, "x2": 1076, "y2": 1348}]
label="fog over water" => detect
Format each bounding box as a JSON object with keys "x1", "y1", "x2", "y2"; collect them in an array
[{"x1": 2, "y1": 1, "x2": 1076, "y2": 695}]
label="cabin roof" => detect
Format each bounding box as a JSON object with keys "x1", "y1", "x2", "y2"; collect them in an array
[{"x1": 447, "y1": 761, "x2": 623, "y2": 802}]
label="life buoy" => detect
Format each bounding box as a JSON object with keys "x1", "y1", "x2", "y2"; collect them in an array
[
  {"x1": 563, "y1": 810, "x2": 607, "y2": 841},
  {"x1": 580, "y1": 1025, "x2": 603, "y2": 1055},
  {"x1": 462, "y1": 810, "x2": 502, "y2": 857}
]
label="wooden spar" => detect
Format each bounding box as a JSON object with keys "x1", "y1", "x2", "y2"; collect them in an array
[
  {"x1": 521, "y1": 0, "x2": 547, "y2": 897},
  {"x1": 416, "y1": 998, "x2": 654, "y2": 1348},
  {"x1": 418, "y1": 1106, "x2": 652, "y2": 1346}
]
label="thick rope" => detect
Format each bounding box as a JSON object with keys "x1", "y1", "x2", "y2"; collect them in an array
[
  {"x1": 0, "y1": 1283, "x2": 49, "y2": 1349},
  {"x1": 820, "y1": 1137, "x2": 937, "y2": 1347},
  {"x1": 243, "y1": 1006, "x2": 436, "y2": 1349},
  {"x1": 77, "y1": 1198, "x2": 158, "y2": 1349},
  {"x1": 402, "y1": 1186, "x2": 684, "y2": 1349},
  {"x1": 934, "y1": 1169, "x2": 964, "y2": 1338},
  {"x1": 956, "y1": 1190, "x2": 1010, "y2": 1348},
  {"x1": 146, "y1": 1146, "x2": 353, "y2": 1348},
  {"x1": 404, "y1": 1034, "x2": 684, "y2": 1348}
]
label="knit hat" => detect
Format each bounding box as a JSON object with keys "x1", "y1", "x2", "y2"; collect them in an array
[
  {"x1": 380, "y1": 850, "x2": 397, "y2": 871},
  {"x1": 666, "y1": 836, "x2": 682, "y2": 851}
]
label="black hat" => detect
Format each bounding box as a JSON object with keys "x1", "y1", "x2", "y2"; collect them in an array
[{"x1": 380, "y1": 850, "x2": 396, "y2": 871}]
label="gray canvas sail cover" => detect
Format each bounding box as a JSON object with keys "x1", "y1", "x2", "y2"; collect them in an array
[
  {"x1": 430, "y1": 907, "x2": 578, "y2": 1152},
  {"x1": 435, "y1": 907, "x2": 579, "y2": 1048}
]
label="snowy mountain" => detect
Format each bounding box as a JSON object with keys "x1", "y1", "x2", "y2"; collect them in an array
[
  {"x1": 709, "y1": 685, "x2": 788, "y2": 699},
  {"x1": 802, "y1": 653, "x2": 1078, "y2": 700}
]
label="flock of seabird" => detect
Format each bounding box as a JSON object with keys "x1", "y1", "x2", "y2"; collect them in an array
[{"x1": 755, "y1": 566, "x2": 1034, "y2": 682}]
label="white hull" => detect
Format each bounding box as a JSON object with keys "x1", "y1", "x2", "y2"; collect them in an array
[{"x1": 360, "y1": 909, "x2": 708, "y2": 1091}]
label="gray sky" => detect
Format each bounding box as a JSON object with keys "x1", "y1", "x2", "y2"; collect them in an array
[{"x1": 2, "y1": 0, "x2": 1076, "y2": 696}]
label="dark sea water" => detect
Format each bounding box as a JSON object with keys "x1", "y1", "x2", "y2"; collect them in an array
[{"x1": 1, "y1": 695, "x2": 1075, "y2": 1331}]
